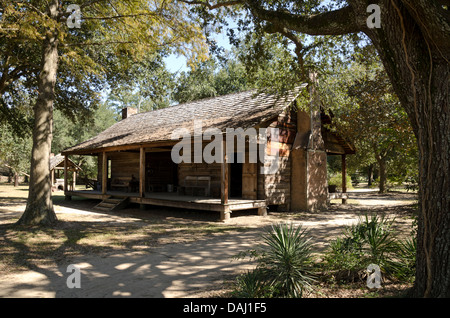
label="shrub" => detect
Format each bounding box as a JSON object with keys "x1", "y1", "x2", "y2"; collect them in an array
[
  {"x1": 231, "y1": 269, "x2": 274, "y2": 298},
  {"x1": 328, "y1": 172, "x2": 353, "y2": 191},
  {"x1": 323, "y1": 214, "x2": 415, "y2": 283},
  {"x1": 388, "y1": 237, "x2": 416, "y2": 282}
]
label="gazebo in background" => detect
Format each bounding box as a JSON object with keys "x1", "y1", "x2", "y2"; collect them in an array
[{"x1": 50, "y1": 153, "x2": 81, "y2": 191}]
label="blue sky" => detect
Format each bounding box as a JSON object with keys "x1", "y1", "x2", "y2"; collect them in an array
[{"x1": 164, "y1": 54, "x2": 188, "y2": 74}]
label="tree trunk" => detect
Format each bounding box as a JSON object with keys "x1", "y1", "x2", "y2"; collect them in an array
[
  {"x1": 367, "y1": 164, "x2": 373, "y2": 187},
  {"x1": 365, "y1": 1, "x2": 450, "y2": 297},
  {"x1": 375, "y1": 155, "x2": 387, "y2": 193},
  {"x1": 410, "y1": 60, "x2": 450, "y2": 298},
  {"x1": 17, "y1": 2, "x2": 59, "y2": 226},
  {"x1": 14, "y1": 172, "x2": 19, "y2": 187},
  {"x1": 7, "y1": 168, "x2": 12, "y2": 183}
]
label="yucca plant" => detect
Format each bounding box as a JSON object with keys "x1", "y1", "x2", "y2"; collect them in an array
[
  {"x1": 358, "y1": 214, "x2": 398, "y2": 265},
  {"x1": 232, "y1": 223, "x2": 316, "y2": 298},
  {"x1": 258, "y1": 223, "x2": 316, "y2": 297}
]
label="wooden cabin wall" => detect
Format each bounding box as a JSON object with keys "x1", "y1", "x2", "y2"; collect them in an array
[
  {"x1": 259, "y1": 109, "x2": 297, "y2": 209},
  {"x1": 97, "y1": 152, "x2": 140, "y2": 183},
  {"x1": 109, "y1": 152, "x2": 140, "y2": 179},
  {"x1": 260, "y1": 156, "x2": 291, "y2": 207},
  {"x1": 177, "y1": 139, "x2": 259, "y2": 199},
  {"x1": 178, "y1": 161, "x2": 222, "y2": 198},
  {"x1": 176, "y1": 140, "x2": 222, "y2": 197}
]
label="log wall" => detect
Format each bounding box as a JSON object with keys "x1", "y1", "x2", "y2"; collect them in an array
[{"x1": 258, "y1": 109, "x2": 297, "y2": 209}]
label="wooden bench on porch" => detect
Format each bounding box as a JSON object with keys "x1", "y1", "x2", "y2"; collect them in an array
[
  {"x1": 179, "y1": 176, "x2": 211, "y2": 197},
  {"x1": 111, "y1": 177, "x2": 131, "y2": 192}
]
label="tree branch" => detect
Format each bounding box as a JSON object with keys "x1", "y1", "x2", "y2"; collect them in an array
[
  {"x1": 262, "y1": 23, "x2": 308, "y2": 79},
  {"x1": 245, "y1": 1, "x2": 362, "y2": 36},
  {"x1": 82, "y1": 13, "x2": 159, "y2": 20},
  {"x1": 182, "y1": 0, "x2": 363, "y2": 35},
  {"x1": 183, "y1": 0, "x2": 362, "y2": 35},
  {"x1": 180, "y1": 0, "x2": 243, "y2": 10},
  {"x1": 62, "y1": 41, "x2": 135, "y2": 47}
]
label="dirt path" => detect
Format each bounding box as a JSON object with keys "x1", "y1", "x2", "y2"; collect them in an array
[{"x1": 0, "y1": 189, "x2": 416, "y2": 298}]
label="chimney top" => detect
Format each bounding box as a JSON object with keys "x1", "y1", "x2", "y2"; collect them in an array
[{"x1": 122, "y1": 107, "x2": 138, "y2": 120}]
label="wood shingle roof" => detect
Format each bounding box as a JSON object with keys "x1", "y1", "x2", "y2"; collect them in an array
[{"x1": 63, "y1": 87, "x2": 305, "y2": 154}]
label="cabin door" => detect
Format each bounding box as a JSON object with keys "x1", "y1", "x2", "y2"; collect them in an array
[{"x1": 242, "y1": 162, "x2": 257, "y2": 199}]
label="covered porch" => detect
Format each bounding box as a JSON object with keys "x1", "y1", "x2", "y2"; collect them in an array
[{"x1": 62, "y1": 139, "x2": 267, "y2": 221}]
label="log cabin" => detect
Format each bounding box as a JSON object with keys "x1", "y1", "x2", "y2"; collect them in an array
[{"x1": 61, "y1": 86, "x2": 354, "y2": 221}]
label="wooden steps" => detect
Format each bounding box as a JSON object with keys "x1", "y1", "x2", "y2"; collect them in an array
[{"x1": 93, "y1": 196, "x2": 129, "y2": 212}]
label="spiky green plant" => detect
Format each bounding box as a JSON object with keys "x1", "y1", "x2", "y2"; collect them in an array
[
  {"x1": 258, "y1": 223, "x2": 316, "y2": 297},
  {"x1": 231, "y1": 223, "x2": 316, "y2": 298}
]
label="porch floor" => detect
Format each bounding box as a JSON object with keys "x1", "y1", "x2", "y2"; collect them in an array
[{"x1": 65, "y1": 190, "x2": 267, "y2": 215}]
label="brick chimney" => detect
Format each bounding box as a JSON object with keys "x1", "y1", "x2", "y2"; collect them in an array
[{"x1": 122, "y1": 107, "x2": 137, "y2": 120}]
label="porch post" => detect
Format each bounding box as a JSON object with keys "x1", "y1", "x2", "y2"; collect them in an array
[
  {"x1": 72, "y1": 169, "x2": 77, "y2": 191},
  {"x1": 51, "y1": 168, "x2": 55, "y2": 188},
  {"x1": 342, "y1": 154, "x2": 347, "y2": 204},
  {"x1": 64, "y1": 155, "x2": 71, "y2": 200},
  {"x1": 139, "y1": 146, "x2": 145, "y2": 198},
  {"x1": 64, "y1": 155, "x2": 68, "y2": 192},
  {"x1": 220, "y1": 137, "x2": 230, "y2": 221},
  {"x1": 102, "y1": 151, "x2": 107, "y2": 195}
]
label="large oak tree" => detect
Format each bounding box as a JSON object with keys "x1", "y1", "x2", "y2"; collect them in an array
[
  {"x1": 1, "y1": 0, "x2": 207, "y2": 226},
  {"x1": 185, "y1": 0, "x2": 449, "y2": 298}
]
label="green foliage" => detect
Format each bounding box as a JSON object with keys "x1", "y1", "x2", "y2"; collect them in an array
[
  {"x1": 323, "y1": 214, "x2": 416, "y2": 283},
  {"x1": 236, "y1": 31, "x2": 306, "y2": 93},
  {"x1": 389, "y1": 237, "x2": 417, "y2": 282},
  {"x1": 173, "y1": 57, "x2": 249, "y2": 103},
  {"x1": 327, "y1": 172, "x2": 353, "y2": 191},
  {"x1": 106, "y1": 53, "x2": 175, "y2": 112},
  {"x1": 233, "y1": 223, "x2": 316, "y2": 298},
  {"x1": 0, "y1": 86, "x2": 34, "y2": 175},
  {"x1": 319, "y1": 56, "x2": 417, "y2": 191},
  {"x1": 260, "y1": 223, "x2": 316, "y2": 297},
  {"x1": 0, "y1": 122, "x2": 32, "y2": 176},
  {"x1": 52, "y1": 102, "x2": 117, "y2": 153},
  {"x1": 52, "y1": 101, "x2": 117, "y2": 180},
  {"x1": 1, "y1": 0, "x2": 209, "y2": 132},
  {"x1": 232, "y1": 269, "x2": 274, "y2": 298}
]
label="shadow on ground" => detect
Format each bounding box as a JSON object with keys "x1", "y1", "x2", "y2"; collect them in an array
[{"x1": 0, "y1": 189, "x2": 417, "y2": 298}]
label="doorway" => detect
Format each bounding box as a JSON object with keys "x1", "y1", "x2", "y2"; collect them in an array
[
  {"x1": 229, "y1": 153, "x2": 243, "y2": 198},
  {"x1": 146, "y1": 151, "x2": 178, "y2": 192}
]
